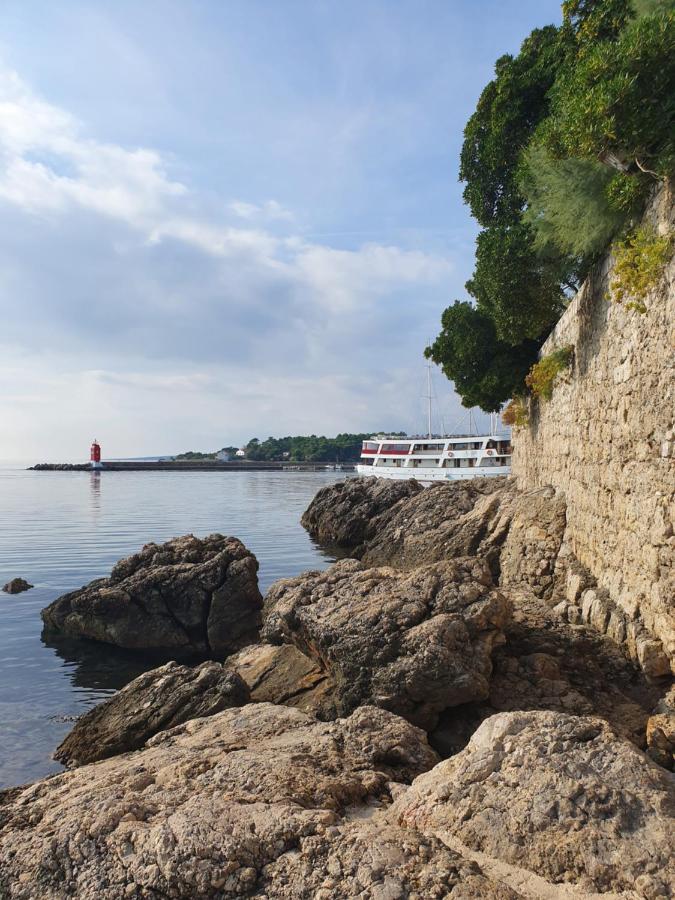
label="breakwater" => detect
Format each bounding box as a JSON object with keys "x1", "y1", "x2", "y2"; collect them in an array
[{"x1": 29, "y1": 461, "x2": 355, "y2": 472}]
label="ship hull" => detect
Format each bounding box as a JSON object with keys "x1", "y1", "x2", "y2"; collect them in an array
[{"x1": 355, "y1": 464, "x2": 509, "y2": 483}]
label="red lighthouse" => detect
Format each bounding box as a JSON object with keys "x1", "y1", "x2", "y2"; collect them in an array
[{"x1": 90, "y1": 439, "x2": 102, "y2": 470}]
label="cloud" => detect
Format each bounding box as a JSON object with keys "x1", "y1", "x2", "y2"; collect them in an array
[
  {"x1": 229, "y1": 199, "x2": 294, "y2": 222},
  {"x1": 0, "y1": 64, "x2": 469, "y2": 459}
]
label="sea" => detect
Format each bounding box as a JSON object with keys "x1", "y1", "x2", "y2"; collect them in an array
[{"x1": 0, "y1": 465, "x2": 345, "y2": 788}]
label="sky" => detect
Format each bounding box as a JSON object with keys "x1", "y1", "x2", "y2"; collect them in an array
[{"x1": 0, "y1": 0, "x2": 562, "y2": 461}]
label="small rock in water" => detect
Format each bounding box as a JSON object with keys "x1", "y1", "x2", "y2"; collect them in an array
[{"x1": 2, "y1": 578, "x2": 33, "y2": 594}]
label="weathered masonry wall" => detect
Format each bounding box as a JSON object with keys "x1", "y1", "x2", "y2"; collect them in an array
[{"x1": 512, "y1": 183, "x2": 675, "y2": 676}]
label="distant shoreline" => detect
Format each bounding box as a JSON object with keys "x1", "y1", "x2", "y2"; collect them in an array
[{"x1": 28, "y1": 461, "x2": 356, "y2": 472}]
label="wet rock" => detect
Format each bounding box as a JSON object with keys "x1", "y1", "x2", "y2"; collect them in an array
[
  {"x1": 41, "y1": 534, "x2": 263, "y2": 657},
  {"x1": 54, "y1": 660, "x2": 250, "y2": 767},
  {"x1": 2, "y1": 578, "x2": 33, "y2": 594},
  {"x1": 300, "y1": 476, "x2": 422, "y2": 549},
  {"x1": 0, "y1": 704, "x2": 455, "y2": 899},
  {"x1": 263, "y1": 557, "x2": 511, "y2": 730},
  {"x1": 393, "y1": 710, "x2": 675, "y2": 898},
  {"x1": 226, "y1": 642, "x2": 335, "y2": 715},
  {"x1": 647, "y1": 686, "x2": 675, "y2": 770}
]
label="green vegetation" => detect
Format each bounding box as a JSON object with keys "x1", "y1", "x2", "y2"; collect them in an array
[
  {"x1": 525, "y1": 345, "x2": 574, "y2": 399},
  {"x1": 501, "y1": 398, "x2": 529, "y2": 428},
  {"x1": 430, "y1": 0, "x2": 675, "y2": 412},
  {"x1": 177, "y1": 434, "x2": 398, "y2": 463},
  {"x1": 608, "y1": 224, "x2": 674, "y2": 311},
  {"x1": 425, "y1": 303, "x2": 538, "y2": 412},
  {"x1": 174, "y1": 447, "x2": 239, "y2": 461},
  {"x1": 244, "y1": 433, "x2": 398, "y2": 463}
]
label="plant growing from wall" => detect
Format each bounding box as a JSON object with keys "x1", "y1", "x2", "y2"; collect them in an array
[
  {"x1": 608, "y1": 224, "x2": 673, "y2": 312},
  {"x1": 525, "y1": 345, "x2": 574, "y2": 400},
  {"x1": 501, "y1": 397, "x2": 530, "y2": 427}
]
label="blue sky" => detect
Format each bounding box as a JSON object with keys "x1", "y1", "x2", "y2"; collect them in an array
[{"x1": 0, "y1": 0, "x2": 561, "y2": 459}]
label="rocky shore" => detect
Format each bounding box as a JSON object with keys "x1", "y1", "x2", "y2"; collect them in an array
[{"x1": 1, "y1": 476, "x2": 673, "y2": 898}]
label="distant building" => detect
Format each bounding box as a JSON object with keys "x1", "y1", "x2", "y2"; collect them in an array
[
  {"x1": 235, "y1": 448, "x2": 246, "y2": 458},
  {"x1": 216, "y1": 450, "x2": 231, "y2": 461}
]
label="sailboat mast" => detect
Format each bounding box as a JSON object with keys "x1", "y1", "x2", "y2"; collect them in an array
[{"x1": 426, "y1": 363, "x2": 432, "y2": 438}]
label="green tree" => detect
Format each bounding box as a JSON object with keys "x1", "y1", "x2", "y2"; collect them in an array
[
  {"x1": 544, "y1": 7, "x2": 675, "y2": 175},
  {"x1": 459, "y1": 26, "x2": 563, "y2": 227},
  {"x1": 425, "y1": 302, "x2": 539, "y2": 412},
  {"x1": 431, "y1": 0, "x2": 674, "y2": 411},
  {"x1": 466, "y1": 224, "x2": 568, "y2": 343},
  {"x1": 520, "y1": 144, "x2": 631, "y2": 257}
]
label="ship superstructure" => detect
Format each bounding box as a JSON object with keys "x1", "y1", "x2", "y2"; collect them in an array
[{"x1": 356, "y1": 433, "x2": 511, "y2": 483}]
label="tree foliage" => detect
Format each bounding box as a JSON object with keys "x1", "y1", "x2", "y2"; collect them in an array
[
  {"x1": 459, "y1": 26, "x2": 562, "y2": 227},
  {"x1": 520, "y1": 145, "x2": 630, "y2": 257},
  {"x1": 544, "y1": 8, "x2": 675, "y2": 175},
  {"x1": 431, "y1": 0, "x2": 674, "y2": 413},
  {"x1": 467, "y1": 223, "x2": 568, "y2": 343},
  {"x1": 425, "y1": 302, "x2": 539, "y2": 412},
  {"x1": 244, "y1": 433, "x2": 384, "y2": 462}
]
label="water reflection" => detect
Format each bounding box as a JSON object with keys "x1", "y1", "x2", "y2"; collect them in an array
[
  {"x1": 0, "y1": 468, "x2": 345, "y2": 786},
  {"x1": 41, "y1": 631, "x2": 169, "y2": 696},
  {"x1": 89, "y1": 470, "x2": 101, "y2": 516}
]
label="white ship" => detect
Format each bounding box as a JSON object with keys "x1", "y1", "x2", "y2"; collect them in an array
[
  {"x1": 356, "y1": 432, "x2": 512, "y2": 483},
  {"x1": 356, "y1": 365, "x2": 511, "y2": 483}
]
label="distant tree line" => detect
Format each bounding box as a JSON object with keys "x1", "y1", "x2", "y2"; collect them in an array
[
  {"x1": 244, "y1": 433, "x2": 405, "y2": 462},
  {"x1": 427, "y1": 0, "x2": 675, "y2": 412},
  {"x1": 175, "y1": 434, "x2": 406, "y2": 463}
]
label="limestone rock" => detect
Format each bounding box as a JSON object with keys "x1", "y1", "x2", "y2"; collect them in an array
[
  {"x1": 262, "y1": 817, "x2": 521, "y2": 899},
  {"x1": 393, "y1": 710, "x2": 675, "y2": 897},
  {"x1": 430, "y1": 590, "x2": 659, "y2": 756},
  {"x1": 54, "y1": 660, "x2": 250, "y2": 767},
  {"x1": 226, "y1": 642, "x2": 335, "y2": 715},
  {"x1": 263, "y1": 557, "x2": 511, "y2": 730},
  {"x1": 300, "y1": 476, "x2": 422, "y2": 549},
  {"x1": 360, "y1": 477, "x2": 508, "y2": 571},
  {"x1": 2, "y1": 577, "x2": 33, "y2": 594},
  {"x1": 41, "y1": 534, "x2": 263, "y2": 657},
  {"x1": 647, "y1": 686, "x2": 675, "y2": 770},
  {"x1": 498, "y1": 488, "x2": 567, "y2": 598},
  {"x1": 0, "y1": 704, "x2": 452, "y2": 899}
]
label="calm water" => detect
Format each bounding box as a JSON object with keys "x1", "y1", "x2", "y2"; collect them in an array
[{"x1": 0, "y1": 466, "x2": 345, "y2": 787}]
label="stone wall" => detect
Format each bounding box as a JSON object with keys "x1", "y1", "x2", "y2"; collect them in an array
[{"x1": 512, "y1": 183, "x2": 675, "y2": 677}]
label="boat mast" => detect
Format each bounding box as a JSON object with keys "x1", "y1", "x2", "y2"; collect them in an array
[{"x1": 426, "y1": 362, "x2": 432, "y2": 438}]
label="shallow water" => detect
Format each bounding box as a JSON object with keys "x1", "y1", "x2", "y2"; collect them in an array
[{"x1": 0, "y1": 466, "x2": 344, "y2": 787}]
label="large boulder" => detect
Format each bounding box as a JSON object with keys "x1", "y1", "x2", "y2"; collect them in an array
[
  {"x1": 393, "y1": 710, "x2": 675, "y2": 898},
  {"x1": 360, "y1": 477, "x2": 509, "y2": 571},
  {"x1": 226, "y1": 642, "x2": 335, "y2": 716},
  {"x1": 300, "y1": 476, "x2": 422, "y2": 549},
  {"x1": 430, "y1": 589, "x2": 659, "y2": 757},
  {"x1": 54, "y1": 660, "x2": 250, "y2": 767},
  {"x1": 263, "y1": 557, "x2": 511, "y2": 730},
  {"x1": 41, "y1": 534, "x2": 263, "y2": 657},
  {"x1": 305, "y1": 478, "x2": 569, "y2": 604},
  {"x1": 0, "y1": 703, "x2": 492, "y2": 899}
]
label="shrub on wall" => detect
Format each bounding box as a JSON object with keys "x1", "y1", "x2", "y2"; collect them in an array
[
  {"x1": 502, "y1": 397, "x2": 530, "y2": 427},
  {"x1": 525, "y1": 345, "x2": 574, "y2": 400},
  {"x1": 608, "y1": 224, "x2": 673, "y2": 312}
]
